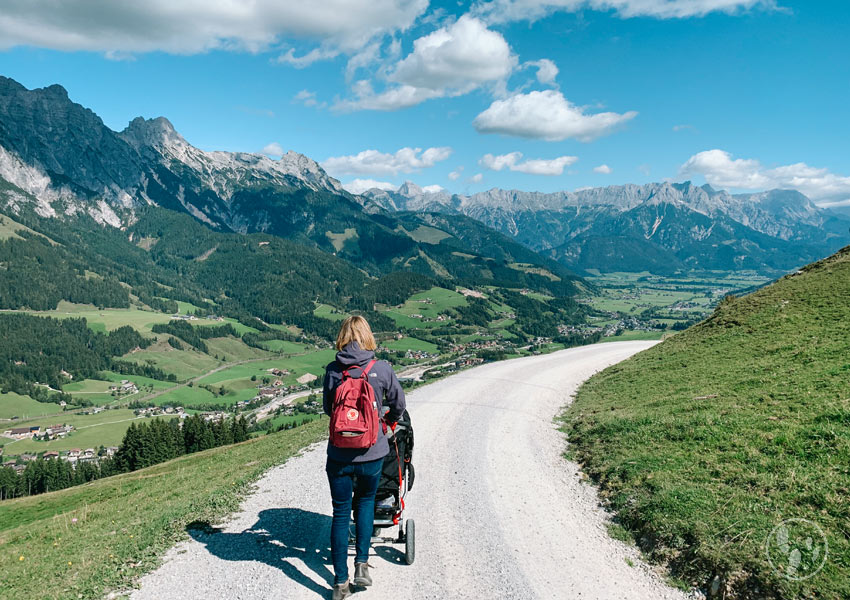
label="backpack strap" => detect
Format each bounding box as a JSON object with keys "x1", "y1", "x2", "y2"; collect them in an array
[{"x1": 342, "y1": 359, "x2": 377, "y2": 379}]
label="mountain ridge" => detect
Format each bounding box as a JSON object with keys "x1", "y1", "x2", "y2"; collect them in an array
[{"x1": 361, "y1": 180, "x2": 850, "y2": 274}]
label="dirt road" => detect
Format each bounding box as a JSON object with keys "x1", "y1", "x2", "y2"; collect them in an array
[{"x1": 131, "y1": 341, "x2": 691, "y2": 600}]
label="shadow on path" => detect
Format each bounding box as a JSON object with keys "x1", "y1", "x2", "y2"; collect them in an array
[{"x1": 188, "y1": 508, "x2": 333, "y2": 598}]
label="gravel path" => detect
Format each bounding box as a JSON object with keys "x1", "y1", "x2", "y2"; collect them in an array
[{"x1": 130, "y1": 341, "x2": 692, "y2": 600}]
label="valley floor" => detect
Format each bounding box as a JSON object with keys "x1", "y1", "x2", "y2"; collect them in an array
[{"x1": 130, "y1": 341, "x2": 689, "y2": 600}]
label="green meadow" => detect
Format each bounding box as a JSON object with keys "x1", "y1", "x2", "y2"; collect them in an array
[
  {"x1": 2, "y1": 409, "x2": 154, "y2": 456},
  {"x1": 0, "y1": 421, "x2": 325, "y2": 600},
  {"x1": 0, "y1": 392, "x2": 61, "y2": 420},
  {"x1": 565, "y1": 250, "x2": 850, "y2": 599}
]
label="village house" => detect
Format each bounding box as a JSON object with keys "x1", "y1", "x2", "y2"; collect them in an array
[
  {"x1": 42, "y1": 451, "x2": 59, "y2": 460},
  {"x1": 109, "y1": 380, "x2": 139, "y2": 395},
  {"x1": 68, "y1": 449, "x2": 81, "y2": 459},
  {"x1": 106, "y1": 447, "x2": 119, "y2": 457},
  {"x1": 20, "y1": 453, "x2": 36, "y2": 462},
  {"x1": 3, "y1": 426, "x2": 40, "y2": 440},
  {"x1": 267, "y1": 368, "x2": 291, "y2": 377}
]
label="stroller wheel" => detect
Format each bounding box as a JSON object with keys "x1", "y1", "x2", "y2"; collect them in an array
[{"x1": 405, "y1": 519, "x2": 415, "y2": 565}]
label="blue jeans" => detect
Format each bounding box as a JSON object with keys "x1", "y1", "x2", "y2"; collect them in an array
[{"x1": 326, "y1": 457, "x2": 384, "y2": 585}]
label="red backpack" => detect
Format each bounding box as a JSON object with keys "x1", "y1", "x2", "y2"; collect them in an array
[{"x1": 330, "y1": 360, "x2": 379, "y2": 449}]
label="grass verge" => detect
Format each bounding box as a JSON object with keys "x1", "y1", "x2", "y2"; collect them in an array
[
  {"x1": 0, "y1": 419, "x2": 326, "y2": 599},
  {"x1": 562, "y1": 248, "x2": 850, "y2": 599}
]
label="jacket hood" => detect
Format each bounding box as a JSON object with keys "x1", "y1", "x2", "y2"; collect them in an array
[{"x1": 335, "y1": 341, "x2": 375, "y2": 367}]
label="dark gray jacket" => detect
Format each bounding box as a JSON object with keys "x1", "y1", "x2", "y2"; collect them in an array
[{"x1": 323, "y1": 341, "x2": 407, "y2": 463}]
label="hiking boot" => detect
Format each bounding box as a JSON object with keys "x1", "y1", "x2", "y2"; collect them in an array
[
  {"x1": 354, "y1": 562, "x2": 373, "y2": 586},
  {"x1": 331, "y1": 581, "x2": 352, "y2": 600}
]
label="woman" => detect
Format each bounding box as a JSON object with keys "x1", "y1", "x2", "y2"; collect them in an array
[{"x1": 323, "y1": 316, "x2": 406, "y2": 600}]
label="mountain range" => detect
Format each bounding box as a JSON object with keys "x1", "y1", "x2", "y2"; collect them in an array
[
  {"x1": 1, "y1": 75, "x2": 847, "y2": 281},
  {"x1": 0, "y1": 76, "x2": 578, "y2": 297},
  {"x1": 361, "y1": 181, "x2": 850, "y2": 275}
]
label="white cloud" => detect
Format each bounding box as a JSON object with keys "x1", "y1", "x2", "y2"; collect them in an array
[
  {"x1": 391, "y1": 16, "x2": 515, "y2": 91},
  {"x1": 422, "y1": 184, "x2": 444, "y2": 193},
  {"x1": 341, "y1": 178, "x2": 397, "y2": 194},
  {"x1": 448, "y1": 166, "x2": 464, "y2": 180},
  {"x1": 593, "y1": 164, "x2": 612, "y2": 174},
  {"x1": 473, "y1": 90, "x2": 637, "y2": 142},
  {"x1": 335, "y1": 15, "x2": 517, "y2": 111},
  {"x1": 292, "y1": 90, "x2": 322, "y2": 107},
  {"x1": 525, "y1": 59, "x2": 559, "y2": 84},
  {"x1": 321, "y1": 146, "x2": 453, "y2": 176},
  {"x1": 672, "y1": 123, "x2": 697, "y2": 132},
  {"x1": 261, "y1": 142, "x2": 285, "y2": 158},
  {"x1": 473, "y1": 0, "x2": 775, "y2": 24},
  {"x1": 0, "y1": 0, "x2": 428, "y2": 57},
  {"x1": 480, "y1": 152, "x2": 577, "y2": 175},
  {"x1": 681, "y1": 149, "x2": 850, "y2": 202},
  {"x1": 470, "y1": 173, "x2": 484, "y2": 183}
]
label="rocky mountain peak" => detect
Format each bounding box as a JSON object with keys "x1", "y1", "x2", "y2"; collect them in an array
[
  {"x1": 120, "y1": 116, "x2": 185, "y2": 150},
  {"x1": 398, "y1": 181, "x2": 423, "y2": 196}
]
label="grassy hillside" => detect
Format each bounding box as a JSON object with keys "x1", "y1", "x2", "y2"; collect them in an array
[
  {"x1": 564, "y1": 247, "x2": 850, "y2": 599},
  {"x1": 0, "y1": 420, "x2": 325, "y2": 600}
]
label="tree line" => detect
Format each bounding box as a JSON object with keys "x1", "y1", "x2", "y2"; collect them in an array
[
  {"x1": 0, "y1": 414, "x2": 251, "y2": 501},
  {"x1": 0, "y1": 313, "x2": 152, "y2": 396}
]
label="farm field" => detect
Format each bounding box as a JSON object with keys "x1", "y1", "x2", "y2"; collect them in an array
[
  {"x1": 1, "y1": 409, "x2": 159, "y2": 456},
  {"x1": 313, "y1": 303, "x2": 349, "y2": 322},
  {"x1": 21, "y1": 302, "x2": 173, "y2": 333},
  {"x1": 190, "y1": 317, "x2": 261, "y2": 336},
  {"x1": 382, "y1": 286, "x2": 467, "y2": 329},
  {"x1": 258, "y1": 340, "x2": 308, "y2": 353},
  {"x1": 195, "y1": 349, "x2": 336, "y2": 387},
  {"x1": 383, "y1": 336, "x2": 439, "y2": 353},
  {"x1": 152, "y1": 385, "x2": 221, "y2": 408},
  {"x1": 0, "y1": 392, "x2": 60, "y2": 420},
  {"x1": 582, "y1": 271, "x2": 771, "y2": 322},
  {"x1": 204, "y1": 337, "x2": 271, "y2": 362},
  {"x1": 124, "y1": 342, "x2": 221, "y2": 381}
]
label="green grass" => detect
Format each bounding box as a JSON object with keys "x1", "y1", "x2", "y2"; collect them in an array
[
  {"x1": 564, "y1": 248, "x2": 850, "y2": 600},
  {"x1": 0, "y1": 420, "x2": 325, "y2": 600},
  {"x1": 382, "y1": 286, "x2": 467, "y2": 329},
  {"x1": 196, "y1": 349, "x2": 336, "y2": 387},
  {"x1": 190, "y1": 317, "x2": 259, "y2": 336},
  {"x1": 0, "y1": 392, "x2": 61, "y2": 420},
  {"x1": 407, "y1": 224, "x2": 452, "y2": 244},
  {"x1": 260, "y1": 413, "x2": 323, "y2": 431},
  {"x1": 313, "y1": 303, "x2": 349, "y2": 322},
  {"x1": 152, "y1": 385, "x2": 219, "y2": 408},
  {"x1": 23, "y1": 302, "x2": 174, "y2": 334},
  {"x1": 124, "y1": 342, "x2": 220, "y2": 381},
  {"x1": 383, "y1": 337, "x2": 439, "y2": 353},
  {"x1": 325, "y1": 227, "x2": 358, "y2": 252},
  {"x1": 258, "y1": 340, "x2": 308, "y2": 353},
  {"x1": 203, "y1": 337, "x2": 271, "y2": 362},
  {"x1": 0, "y1": 214, "x2": 55, "y2": 243},
  {"x1": 607, "y1": 330, "x2": 666, "y2": 341}
]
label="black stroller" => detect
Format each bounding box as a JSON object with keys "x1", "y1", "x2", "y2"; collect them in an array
[{"x1": 349, "y1": 409, "x2": 415, "y2": 564}]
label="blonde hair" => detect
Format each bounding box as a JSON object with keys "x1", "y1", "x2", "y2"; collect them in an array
[{"x1": 335, "y1": 315, "x2": 376, "y2": 351}]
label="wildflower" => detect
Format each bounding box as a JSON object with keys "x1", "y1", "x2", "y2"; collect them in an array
[
  {"x1": 18, "y1": 556, "x2": 24, "y2": 561},
  {"x1": 68, "y1": 561, "x2": 72, "y2": 566},
  {"x1": 71, "y1": 518, "x2": 78, "y2": 524}
]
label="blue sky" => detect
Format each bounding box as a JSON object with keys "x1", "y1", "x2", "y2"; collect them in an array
[{"x1": 0, "y1": 0, "x2": 848, "y2": 203}]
